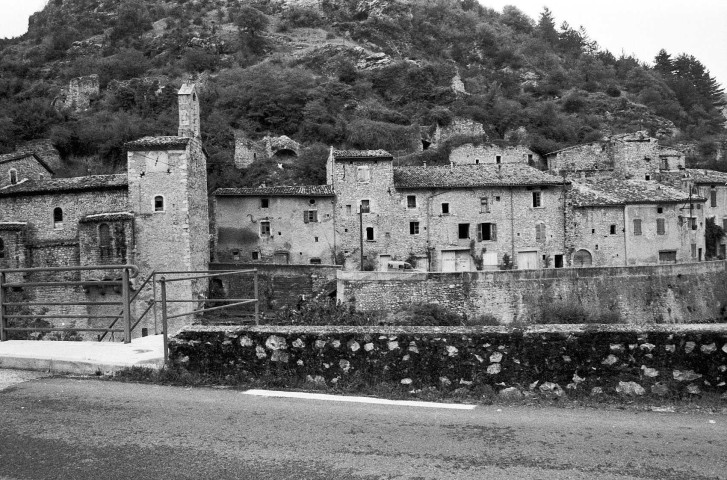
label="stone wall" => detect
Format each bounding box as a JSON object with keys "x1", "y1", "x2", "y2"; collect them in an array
[
  {"x1": 337, "y1": 261, "x2": 727, "y2": 324},
  {"x1": 55, "y1": 75, "x2": 100, "y2": 112},
  {"x1": 214, "y1": 195, "x2": 336, "y2": 265},
  {"x1": 210, "y1": 263, "x2": 340, "y2": 313},
  {"x1": 449, "y1": 144, "x2": 539, "y2": 167},
  {"x1": 170, "y1": 324, "x2": 727, "y2": 398},
  {"x1": 0, "y1": 155, "x2": 52, "y2": 188}
]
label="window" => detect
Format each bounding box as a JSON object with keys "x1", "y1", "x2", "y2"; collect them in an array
[
  {"x1": 346, "y1": 204, "x2": 352, "y2": 214},
  {"x1": 99, "y1": 223, "x2": 112, "y2": 260},
  {"x1": 496, "y1": 155, "x2": 501, "y2": 164},
  {"x1": 53, "y1": 207, "x2": 63, "y2": 229},
  {"x1": 528, "y1": 154, "x2": 533, "y2": 163},
  {"x1": 407, "y1": 195, "x2": 417, "y2": 208},
  {"x1": 480, "y1": 197, "x2": 490, "y2": 213},
  {"x1": 633, "y1": 219, "x2": 642, "y2": 236},
  {"x1": 356, "y1": 166, "x2": 370, "y2": 183},
  {"x1": 532, "y1": 191, "x2": 542, "y2": 208},
  {"x1": 660, "y1": 158, "x2": 669, "y2": 170},
  {"x1": 314, "y1": 236, "x2": 319, "y2": 242},
  {"x1": 0, "y1": 238, "x2": 4, "y2": 259},
  {"x1": 723, "y1": 218, "x2": 727, "y2": 231},
  {"x1": 441, "y1": 203, "x2": 449, "y2": 214},
  {"x1": 554, "y1": 254, "x2": 563, "y2": 268},
  {"x1": 260, "y1": 221, "x2": 271, "y2": 237},
  {"x1": 475, "y1": 159, "x2": 480, "y2": 164},
  {"x1": 9, "y1": 169, "x2": 17, "y2": 185},
  {"x1": 691, "y1": 243, "x2": 697, "y2": 259},
  {"x1": 366, "y1": 227, "x2": 375, "y2": 241},
  {"x1": 310, "y1": 258, "x2": 322, "y2": 265},
  {"x1": 360, "y1": 199, "x2": 370, "y2": 213},
  {"x1": 495, "y1": 196, "x2": 501, "y2": 202},
  {"x1": 261, "y1": 198, "x2": 269, "y2": 208},
  {"x1": 689, "y1": 217, "x2": 698, "y2": 230},
  {"x1": 309, "y1": 198, "x2": 316, "y2": 205},
  {"x1": 251, "y1": 251, "x2": 260, "y2": 260},
  {"x1": 659, "y1": 250, "x2": 677, "y2": 263},
  {"x1": 410, "y1": 222, "x2": 420, "y2": 235},
  {"x1": 657, "y1": 207, "x2": 663, "y2": 214},
  {"x1": 303, "y1": 210, "x2": 318, "y2": 223},
  {"x1": 458, "y1": 223, "x2": 470, "y2": 239},
  {"x1": 609, "y1": 224, "x2": 616, "y2": 235},
  {"x1": 477, "y1": 223, "x2": 497, "y2": 241},
  {"x1": 535, "y1": 223, "x2": 546, "y2": 242},
  {"x1": 656, "y1": 218, "x2": 665, "y2": 235},
  {"x1": 711, "y1": 189, "x2": 717, "y2": 207},
  {"x1": 154, "y1": 195, "x2": 165, "y2": 212},
  {"x1": 645, "y1": 174, "x2": 651, "y2": 181}
]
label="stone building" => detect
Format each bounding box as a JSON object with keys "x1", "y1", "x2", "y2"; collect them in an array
[
  {"x1": 0, "y1": 83, "x2": 209, "y2": 338},
  {"x1": 233, "y1": 132, "x2": 301, "y2": 169},
  {"x1": 449, "y1": 143, "x2": 541, "y2": 168},
  {"x1": 0, "y1": 152, "x2": 53, "y2": 188},
  {"x1": 328, "y1": 150, "x2": 568, "y2": 271},
  {"x1": 212, "y1": 185, "x2": 336, "y2": 265},
  {"x1": 568, "y1": 179, "x2": 706, "y2": 267},
  {"x1": 546, "y1": 131, "x2": 685, "y2": 180}
]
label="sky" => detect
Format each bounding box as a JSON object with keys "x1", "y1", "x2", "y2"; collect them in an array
[{"x1": 0, "y1": 0, "x2": 725, "y2": 88}]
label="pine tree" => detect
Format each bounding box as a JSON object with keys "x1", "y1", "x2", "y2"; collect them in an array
[
  {"x1": 537, "y1": 7, "x2": 558, "y2": 46},
  {"x1": 653, "y1": 49, "x2": 673, "y2": 75}
]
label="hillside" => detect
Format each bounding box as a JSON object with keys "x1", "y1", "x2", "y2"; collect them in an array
[{"x1": 0, "y1": 0, "x2": 724, "y2": 189}]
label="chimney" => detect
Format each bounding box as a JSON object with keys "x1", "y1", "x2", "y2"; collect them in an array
[{"x1": 178, "y1": 83, "x2": 200, "y2": 139}]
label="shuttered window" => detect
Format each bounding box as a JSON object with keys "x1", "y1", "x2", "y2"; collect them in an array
[
  {"x1": 303, "y1": 210, "x2": 318, "y2": 223},
  {"x1": 477, "y1": 223, "x2": 497, "y2": 241},
  {"x1": 633, "y1": 219, "x2": 642, "y2": 236},
  {"x1": 656, "y1": 218, "x2": 665, "y2": 235},
  {"x1": 535, "y1": 223, "x2": 546, "y2": 242},
  {"x1": 711, "y1": 189, "x2": 717, "y2": 207}
]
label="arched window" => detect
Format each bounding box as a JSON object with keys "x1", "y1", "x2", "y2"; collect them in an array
[
  {"x1": 53, "y1": 207, "x2": 63, "y2": 229},
  {"x1": 0, "y1": 238, "x2": 5, "y2": 259},
  {"x1": 99, "y1": 223, "x2": 112, "y2": 260},
  {"x1": 573, "y1": 249, "x2": 593, "y2": 267},
  {"x1": 9, "y1": 169, "x2": 17, "y2": 185},
  {"x1": 154, "y1": 195, "x2": 165, "y2": 212}
]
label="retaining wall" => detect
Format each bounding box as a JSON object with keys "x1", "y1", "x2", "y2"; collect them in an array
[
  {"x1": 337, "y1": 261, "x2": 727, "y2": 324},
  {"x1": 171, "y1": 324, "x2": 727, "y2": 398}
]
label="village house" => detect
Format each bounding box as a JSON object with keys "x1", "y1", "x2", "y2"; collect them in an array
[
  {"x1": 568, "y1": 179, "x2": 706, "y2": 267},
  {"x1": 212, "y1": 185, "x2": 336, "y2": 265},
  {"x1": 327, "y1": 149, "x2": 569, "y2": 271},
  {"x1": 449, "y1": 143, "x2": 542, "y2": 168},
  {"x1": 0, "y1": 84, "x2": 210, "y2": 337}
]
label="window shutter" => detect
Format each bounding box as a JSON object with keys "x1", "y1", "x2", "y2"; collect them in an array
[
  {"x1": 312, "y1": 211, "x2": 318, "y2": 222},
  {"x1": 492, "y1": 223, "x2": 497, "y2": 241},
  {"x1": 477, "y1": 224, "x2": 483, "y2": 242},
  {"x1": 303, "y1": 211, "x2": 309, "y2": 223}
]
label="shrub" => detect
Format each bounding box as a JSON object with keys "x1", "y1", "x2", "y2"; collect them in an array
[
  {"x1": 539, "y1": 302, "x2": 622, "y2": 324},
  {"x1": 466, "y1": 313, "x2": 500, "y2": 326},
  {"x1": 393, "y1": 303, "x2": 463, "y2": 326},
  {"x1": 269, "y1": 298, "x2": 381, "y2": 326}
]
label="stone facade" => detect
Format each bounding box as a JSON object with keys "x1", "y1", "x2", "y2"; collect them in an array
[
  {"x1": 213, "y1": 186, "x2": 336, "y2": 265},
  {"x1": 449, "y1": 143, "x2": 540, "y2": 167},
  {"x1": 328, "y1": 150, "x2": 568, "y2": 271},
  {"x1": 0, "y1": 153, "x2": 53, "y2": 188}
]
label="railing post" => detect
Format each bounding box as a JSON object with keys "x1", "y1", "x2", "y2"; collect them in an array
[
  {"x1": 253, "y1": 269, "x2": 259, "y2": 325},
  {"x1": 122, "y1": 267, "x2": 131, "y2": 344},
  {"x1": 152, "y1": 272, "x2": 158, "y2": 335},
  {"x1": 160, "y1": 276, "x2": 169, "y2": 363},
  {"x1": 0, "y1": 271, "x2": 6, "y2": 342}
]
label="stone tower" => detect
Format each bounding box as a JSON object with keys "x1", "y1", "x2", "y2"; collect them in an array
[{"x1": 178, "y1": 83, "x2": 201, "y2": 139}]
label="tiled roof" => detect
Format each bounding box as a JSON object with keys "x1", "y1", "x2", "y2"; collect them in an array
[
  {"x1": 79, "y1": 211, "x2": 134, "y2": 223},
  {"x1": 333, "y1": 149, "x2": 393, "y2": 160},
  {"x1": 570, "y1": 178, "x2": 704, "y2": 207},
  {"x1": 678, "y1": 169, "x2": 727, "y2": 185},
  {"x1": 0, "y1": 174, "x2": 127, "y2": 196},
  {"x1": 178, "y1": 84, "x2": 196, "y2": 95},
  {"x1": 393, "y1": 164, "x2": 567, "y2": 188},
  {"x1": 125, "y1": 136, "x2": 191, "y2": 151},
  {"x1": 0, "y1": 152, "x2": 54, "y2": 173},
  {"x1": 214, "y1": 185, "x2": 335, "y2": 197}
]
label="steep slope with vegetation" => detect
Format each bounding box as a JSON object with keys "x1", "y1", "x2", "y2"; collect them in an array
[{"x1": 0, "y1": 0, "x2": 724, "y2": 188}]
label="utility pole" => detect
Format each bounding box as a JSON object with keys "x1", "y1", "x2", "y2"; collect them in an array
[{"x1": 359, "y1": 201, "x2": 368, "y2": 270}]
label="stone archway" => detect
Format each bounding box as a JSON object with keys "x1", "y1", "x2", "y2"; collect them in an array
[{"x1": 573, "y1": 249, "x2": 593, "y2": 267}]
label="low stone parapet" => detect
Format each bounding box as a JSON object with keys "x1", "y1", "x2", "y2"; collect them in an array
[{"x1": 170, "y1": 324, "x2": 727, "y2": 398}]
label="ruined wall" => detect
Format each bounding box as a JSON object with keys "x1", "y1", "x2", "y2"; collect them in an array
[
  {"x1": 449, "y1": 144, "x2": 538, "y2": 166},
  {"x1": 56, "y1": 75, "x2": 100, "y2": 112},
  {"x1": 337, "y1": 261, "x2": 727, "y2": 324},
  {"x1": 233, "y1": 132, "x2": 263, "y2": 169},
  {"x1": 547, "y1": 143, "x2": 612, "y2": 174},
  {"x1": 432, "y1": 118, "x2": 486, "y2": 147},
  {"x1": 214, "y1": 195, "x2": 336, "y2": 265},
  {"x1": 210, "y1": 263, "x2": 340, "y2": 313}
]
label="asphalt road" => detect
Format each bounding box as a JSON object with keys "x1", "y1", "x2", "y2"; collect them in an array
[{"x1": 0, "y1": 374, "x2": 725, "y2": 480}]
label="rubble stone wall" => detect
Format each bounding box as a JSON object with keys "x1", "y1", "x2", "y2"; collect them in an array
[{"x1": 171, "y1": 324, "x2": 727, "y2": 398}]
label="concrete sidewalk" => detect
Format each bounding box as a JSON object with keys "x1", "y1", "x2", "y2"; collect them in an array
[{"x1": 0, "y1": 334, "x2": 165, "y2": 375}]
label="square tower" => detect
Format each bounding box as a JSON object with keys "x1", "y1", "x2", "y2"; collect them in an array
[{"x1": 178, "y1": 83, "x2": 201, "y2": 139}]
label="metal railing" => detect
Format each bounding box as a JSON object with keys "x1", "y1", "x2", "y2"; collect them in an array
[
  {"x1": 0, "y1": 265, "x2": 139, "y2": 343},
  {"x1": 156, "y1": 269, "x2": 259, "y2": 361}
]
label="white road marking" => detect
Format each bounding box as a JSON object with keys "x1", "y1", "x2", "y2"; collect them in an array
[{"x1": 241, "y1": 389, "x2": 477, "y2": 410}]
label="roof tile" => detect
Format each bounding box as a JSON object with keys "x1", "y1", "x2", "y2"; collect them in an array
[
  {"x1": 393, "y1": 164, "x2": 566, "y2": 188},
  {"x1": 571, "y1": 178, "x2": 703, "y2": 207},
  {"x1": 215, "y1": 185, "x2": 335, "y2": 197},
  {"x1": 125, "y1": 136, "x2": 191, "y2": 151},
  {"x1": 0, "y1": 174, "x2": 127, "y2": 196}
]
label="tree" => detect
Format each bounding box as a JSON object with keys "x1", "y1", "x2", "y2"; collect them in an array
[
  {"x1": 235, "y1": 7, "x2": 269, "y2": 55},
  {"x1": 537, "y1": 7, "x2": 558, "y2": 46},
  {"x1": 653, "y1": 49, "x2": 673, "y2": 76}
]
